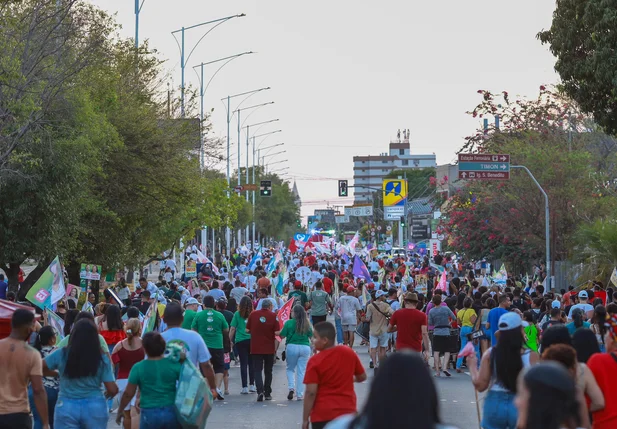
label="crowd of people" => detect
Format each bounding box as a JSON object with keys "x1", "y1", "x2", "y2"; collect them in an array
[{"x1": 0, "y1": 246, "x2": 616, "y2": 429}]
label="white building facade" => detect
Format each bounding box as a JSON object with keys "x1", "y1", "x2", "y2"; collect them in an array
[{"x1": 353, "y1": 132, "x2": 436, "y2": 203}]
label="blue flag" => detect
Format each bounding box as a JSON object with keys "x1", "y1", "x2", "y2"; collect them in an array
[
  {"x1": 352, "y1": 256, "x2": 372, "y2": 283},
  {"x1": 248, "y1": 251, "x2": 262, "y2": 271}
]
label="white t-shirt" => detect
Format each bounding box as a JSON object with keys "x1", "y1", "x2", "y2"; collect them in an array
[
  {"x1": 166, "y1": 259, "x2": 177, "y2": 271},
  {"x1": 256, "y1": 297, "x2": 278, "y2": 312},
  {"x1": 337, "y1": 295, "x2": 362, "y2": 325},
  {"x1": 230, "y1": 287, "x2": 249, "y2": 303},
  {"x1": 161, "y1": 327, "x2": 211, "y2": 367},
  {"x1": 568, "y1": 303, "x2": 594, "y2": 320},
  {"x1": 207, "y1": 288, "x2": 226, "y2": 301},
  {"x1": 118, "y1": 286, "x2": 130, "y2": 300},
  {"x1": 245, "y1": 275, "x2": 257, "y2": 292},
  {"x1": 164, "y1": 272, "x2": 173, "y2": 283}
]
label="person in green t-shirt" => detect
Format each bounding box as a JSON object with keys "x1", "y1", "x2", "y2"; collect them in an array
[
  {"x1": 181, "y1": 298, "x2": 200, "y2": 330},
  {"x1": 307, "y1": 281, "x2": 332, "y2": 325},
  {"x1": 229, "y1": 296, "x2": 255, "y2": 394},
  {"x1": 288, "y1": 281, "x2": 308, "y2": 309},
  {"x1": 116, "y1": 331, "x2": 182, "y2": 428},
  {"x1": 276, "y1": 305, "x2": 313, "y2": 400},
  {"x1": 191, "y1": 296, "x2": 229, "y2": 397}
]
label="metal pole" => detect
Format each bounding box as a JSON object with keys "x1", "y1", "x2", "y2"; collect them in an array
[
  {"x1": 237, "y1": 110, "x2": 241, "y2": 246},
  {"x1": 226, "y1": 96, "x2": 231, "y2": 257},
  {"x1": 512, "y1": 165, "x2": 551, "y2": 289},
  {"x1": 199, "y1": 63, "x2": 204, "y2": 170},
  {"x1": 134, "y1": 0, "x2": 139, "y2": 48},
  {"x1": 180, "y1": 27, "x2": 185, "y2": 117},
  {"x1": 245, "y1": 125, "x2": 250, "y2": 243},
  {"x1": 252, "y1": 136, "x2": 256, "y2": 248}
]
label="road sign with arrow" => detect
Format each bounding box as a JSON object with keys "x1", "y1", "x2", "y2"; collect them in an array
[{"x1": 458, "y1": 153, "x2": 510, "y2": 180}]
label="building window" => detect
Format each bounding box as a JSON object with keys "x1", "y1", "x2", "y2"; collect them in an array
[
  {"x1": 414, "y1": 159, "x2": 420, "y2": 167},
  {"x1": 362, "y1": 169, "x2": 366, "y2": 172},
  {"x1": 362, "y1": 161, "x2": 365, "y2": 164},
  {"x1": 402, "y1": 160, "x2": 409, "y2": 166},
  {"x1": 382, "y1": 160, "x2": 387, "y2": 164},
  {"x1": 400, "y1": 149, "x2": 404, "y2": 155}
]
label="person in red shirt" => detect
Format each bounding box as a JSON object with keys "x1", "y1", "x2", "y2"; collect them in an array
[
  {"x1": 246, "y1": 299, "x2": 278, "y2": 402},
  {"x1": 303, "y1": 322, "x2": 367, "y2": 429},
  {"x1": 388, "y1": 292, "x2": 430, "y2": 360},
  {"x1": 587, "y1": 313, "x2": 617, "y2": 429},
  {"x1": 321, "y1": 275, "x2": 333, "y2": 295}
]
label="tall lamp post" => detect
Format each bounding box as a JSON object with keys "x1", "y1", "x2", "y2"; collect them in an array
[
  {"x1": 172, "y1": 13, "x2": 246, "y2": 117},
  {"x1": 252, "y1": 134, "x2": 283, "y2": 245},
  {"x1": 221, "y1": 87, "x2": 271, "y2": 255},
  {"x1": 134, "y1": 0, "x2": 146, "y2": 48}
]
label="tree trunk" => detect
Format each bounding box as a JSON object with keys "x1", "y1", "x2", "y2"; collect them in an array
[{"x1": 17, "y1": 259, "x2": 51, "y2": 301}]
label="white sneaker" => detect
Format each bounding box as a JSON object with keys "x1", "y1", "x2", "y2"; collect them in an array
[
  {"x1": 216, "y1": 388, "x2": 225, "y2": 400},
  {"x1": 297, "y1": 395, "x2": 304, "y2": 401},
  {"x1": 241, "y1": 387, "x2": 249, "y2": 394},
  {"x1": 249, "y1": 385, "x2": 257, "y2": 393}
]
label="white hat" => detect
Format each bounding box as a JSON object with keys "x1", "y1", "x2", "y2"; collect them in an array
[
  {"x1": 578, "y1": 290, "x2": 588, "y2": 299},
  {"x1": 375, "y1": 290, "x2": 387, "y2": 298},
  {"x1": 498, "y1": 312, "x2": 522, "y2": 331},
  {"x1": 551, "y1": 300, "x2": 561, "y2": 309},
  {"x1": 186, "y1": 297, "x2": 199, "y2": 306}
]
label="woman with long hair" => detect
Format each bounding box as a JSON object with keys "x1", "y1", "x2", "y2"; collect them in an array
[
  {"x1": 571, "y1": 328, "x2": 601, "y2": 364},
  {"x1": 590, "y1": 305, "x2": 607, "y2": 352},
  {"x1": 541, "y1": 344, "x2": 601, "y2": 427},
  {"x1": 117, "y1": 332, "x2": 182, "y2": 429},
  {"x1": 29, "y1": 326, "x2": 59, "y2": 429},
  {"x1": 229, "y1": 295, "x2": 255, "y2": 394},
  {"x1": 325, "y1": 352, "x2": 458, "y2": 429},
  {"x1": 276, "y1": 305, "x2": 313, "y2": 401},
  {"x1": 96, "y1": 304, "x2": 126, "y2": 351},
  {"x1": 515, "y1": 362, "x2": 583, "y2": 429},
  {"x1": 111, "y1": 318, "x2": 145, "y2": 429},
  {"x1": 567, "y1": 308, "x2": 590, "y2": 336},
  {"x1": 63, "y1": 309, "x2": 79, "y2": 337},
  {"x1": 43, "y1": 319, "x2": 118, "y2": 428},
  {"x1": 456, "y1": 297, "x2": 478, "y2": 373},
  {"x1": 467, "y1": 312, "x2": 539, "y2": 429}
]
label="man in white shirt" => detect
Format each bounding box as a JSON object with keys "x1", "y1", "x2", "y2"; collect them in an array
[
  {"x1": 161, "y1": 303, "x2": 217, "y2": 397},
  {"x1": 568, "y1": 290, "x2": 594, "y2": 321},
  {"x1": 245, "y1": 271, "x2": 257, "y2": 293},
  {"x1": 207, "y1": 280, "x2": 226, "y2": 302},
  {"x1": 165, "y1": 257, "x2": 177, "y2": 276},
  {"x1": 255, "y1": 288, "x2": 278, "y2": 312},
  {"x1": 336, "y1": 286, "x2": 362, "y2": 347},
  {"x1": 230, "y1": 280, "x2": 249, "y2": 303}
]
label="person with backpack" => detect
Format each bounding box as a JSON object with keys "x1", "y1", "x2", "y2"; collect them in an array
[
  {"x1": 307, "y1": 281, "x2": 332, "y2": 325},
  {"x1": 364, "y1": 290, "x2": 393, "y2": 371},
  {"x1": 288, "y1": 281, "x2": 308, "y2": 309}
]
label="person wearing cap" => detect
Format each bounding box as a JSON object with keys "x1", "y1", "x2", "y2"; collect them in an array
[
  {"x1": 486, "y1": 295, "x2": 511, "y2": 347},
  {"x1": 336, "y1": 286, "x2": 362, "y2": 347},
  {"x1": 307, "y1": 281, "x2": 332, "y2": 326},
  {"x1": 182, "y1": 298, "x2": 200, "y2": 330},
  {"x1": 289, "y1": 281, "x2": 309, "y2": 309},
  {"x1": 468, "y1": 312, "x2": 539, "y2": 429},
  {"x1": 568, "y1": 290, "x2": 594, "y2": 321},
  {"x1": 587, "y1": 313, "x2": 617, "y2": 428},
  {"x1": 364, "y1": 290, "x2": 393, "y2": 371}
]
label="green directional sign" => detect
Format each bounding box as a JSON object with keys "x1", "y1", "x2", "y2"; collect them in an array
[{"x1": 458, "y1": 154, "x2": 510, "y2": 180}]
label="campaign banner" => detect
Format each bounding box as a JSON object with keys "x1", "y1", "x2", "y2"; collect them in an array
[
  {"x1": 185, "y1": 259, "x2": 197, "y2": 278},
  {"x1": 26, "y1": 257, "x2": 65, "y2": 310},
  {"x1": 80, "y1": 263, "x2": 102, "y2": 281}
]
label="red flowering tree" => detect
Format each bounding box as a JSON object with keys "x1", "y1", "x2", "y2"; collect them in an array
[{"x1": 441, "y1": 87, "x2": 617, "y2": 268}]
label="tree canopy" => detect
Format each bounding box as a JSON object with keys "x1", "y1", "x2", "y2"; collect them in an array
[{"x1": 538, "y1": 0, "x2": 617, "y2": 135}]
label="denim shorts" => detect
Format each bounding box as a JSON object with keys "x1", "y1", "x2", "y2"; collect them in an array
[
  {"x1": 482, "y1": 390, "x2": 517, "y2": 429},
  {"x1": 140, "y1": 405, "x2": 181, "y2": 429},
  {"x1": 54, "y1": 396, "x2": 108, "y2": 429}
]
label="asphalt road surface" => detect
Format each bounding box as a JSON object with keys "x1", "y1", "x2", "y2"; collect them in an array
[{"x1": 107, "y1": 344, "x2": 481, "y2": 429}]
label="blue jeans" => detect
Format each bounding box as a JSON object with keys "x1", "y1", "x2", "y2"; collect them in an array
[
  {"x1": 141, "y1": 405, "x2": 181, "y2": 429},
  {"x1": 285, "y1": 344, "x2": 311, "y2": 397},
  {"x1": 28, "y1": 385, "x2": 58, "y2": 429},
  {"x1": 54, "y1": 396, "x2": 108, "y2": 429},
  {"x1": 482, "y1": 390, "x2": 517, "y2": 429},
  {"x1": 456, "y1": 326, "x2": 479, "y2": 369},
  {"x1": 335, "y1": 318, "x2": 344, "y2": 345}
]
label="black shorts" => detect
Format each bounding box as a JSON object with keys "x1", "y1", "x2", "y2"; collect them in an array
[
  {"x1": 210, "y1": 348, "x2": 225, "y2": 374},
  {"x1": 432, "y1": 335, "x2": 451, "y2": 353},
  {"x1": 312, "y1": 315, "x2": 327, "y2": 324}
]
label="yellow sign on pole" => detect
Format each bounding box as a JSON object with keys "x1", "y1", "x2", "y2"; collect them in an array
[{"x1": 382, "y1": 179, "x2": 408, "y2": 207}]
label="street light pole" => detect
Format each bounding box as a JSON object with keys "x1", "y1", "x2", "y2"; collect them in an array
[
  {"x1": 134, "y1": 0, "x2": 146, "y2": 49},
  {"x1": 172, "y1": 13, "x2": 246, "y2": 117},
  {"x1": 512, "y1": 165, "x2": 551, "y2": 289}
]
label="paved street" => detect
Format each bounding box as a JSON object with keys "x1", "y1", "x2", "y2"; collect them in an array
[{"x1": 107, "y1": 345, "x2": 480, "y2": 429}]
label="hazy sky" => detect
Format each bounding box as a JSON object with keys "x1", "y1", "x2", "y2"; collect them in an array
[{"x1": 90, "y1": 0, "x2": 559, "y2": 220}]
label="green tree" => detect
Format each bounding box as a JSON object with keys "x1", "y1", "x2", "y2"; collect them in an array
[
  {"x1": 573, "y1": 219, "x2": 617, "y2": 285},
  {"x1": 538, "y1": 0, "x2": 617, "y2": 135}
]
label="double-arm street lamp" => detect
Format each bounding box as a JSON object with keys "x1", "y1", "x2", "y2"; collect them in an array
[{"x1": 172, "y1": 13, "x2": 246, "y2": 116}]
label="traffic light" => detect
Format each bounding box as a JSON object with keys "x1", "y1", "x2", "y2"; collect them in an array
[
  {"x1": 400, "y1": 216, "x2": 406, "y2": 227},
  {"x1": 338, "y1": 179, "x2": 348, "y2": 197},
  {"x1": 260, "y1": 180, "x2": 272, "y2": 197}
]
